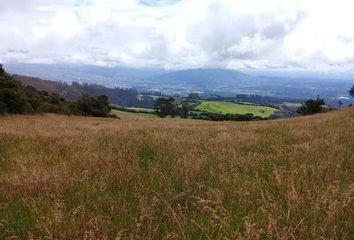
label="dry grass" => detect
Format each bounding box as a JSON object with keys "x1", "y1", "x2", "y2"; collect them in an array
[{"x1": 0, "y1": 108, "x2": 353, "y2": 239}]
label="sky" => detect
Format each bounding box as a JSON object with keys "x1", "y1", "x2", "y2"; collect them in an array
[{"x1": 1, "y1": 0, "x2": 354, "y2": 72}]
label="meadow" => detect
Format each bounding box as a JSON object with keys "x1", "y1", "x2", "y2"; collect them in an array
[
  {"x1": 0, "y1": 108, "x2": 353, "y2": 239},
  {"x1": 195, "y1": 101, "x2": 278, "y2": 118}
]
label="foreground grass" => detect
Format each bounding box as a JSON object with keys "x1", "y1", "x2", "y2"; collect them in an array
[
  {"x1": 111, "y1": 109, "x2": 157, "y2": 120},
  {"x1": 0, "y1": 108, "x2": 353, "y2": 239},
  {"x1": 196, "y1": 101, "x2": 278, "y2": 118}
]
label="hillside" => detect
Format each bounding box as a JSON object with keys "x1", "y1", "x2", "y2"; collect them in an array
[
  {"x1": 12, "y1": 74, "x2": 82, "y2": 100},
  {"x1": 12, "y1": 74, "x2": 154, "y2": 107},
  {"x1": 0, "y1": 109, "x2": 353, "y2": 239}
]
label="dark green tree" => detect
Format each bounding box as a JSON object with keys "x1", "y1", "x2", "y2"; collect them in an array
[
  {"x1": 154, "y1": 97, "x2": 176, "y2": 117},
  {"x1": 75, "y1": 93, "x2": 111, "y2": 117},
  {"x1": 0, "y1": 64, "x2": 30, "y2": 114},
  {"x1": 188, "y1": 93, "x2": 200, "y2": 100},
  {"x1": 350, "y1": 86, "x2": 354, "y2": 98},
  {"x1": 180, "y1": 100, "x2": 189, "y2": 118},
  {"x1": 298, "y1": 96, "x2": 325, "y2": 115}
]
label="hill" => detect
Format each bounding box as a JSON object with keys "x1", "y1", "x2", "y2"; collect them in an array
[
  {"x1": 13, "y1": 74, "x2": 154, "y2": 107},
  {"x1": 12, "y1": 74, "x2": 82, "y2": 100},
  {"x1": 0, "y1": 108, "x2": 353, "y2": 239}
]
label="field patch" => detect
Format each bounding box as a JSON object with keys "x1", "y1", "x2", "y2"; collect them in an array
[{"x1": 196, "y1": 101, "x2": 278, "y2": 118}]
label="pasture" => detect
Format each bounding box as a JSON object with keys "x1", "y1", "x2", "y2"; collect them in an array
[{"x1": 196, "y1": 101, "x2": 278, "y2": 118}]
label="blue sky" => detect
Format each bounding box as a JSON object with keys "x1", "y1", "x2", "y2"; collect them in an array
[{"x1": 1, "y1": 0, "x2": 354, "y2": 72}]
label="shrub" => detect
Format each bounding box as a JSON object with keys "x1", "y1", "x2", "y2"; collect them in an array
[
  {"x1": 74, "y1": 94, "x2": 111, "y2": 117},
  {"x1": 298, "y1": 97, "x2": 325, "y2": 115}
]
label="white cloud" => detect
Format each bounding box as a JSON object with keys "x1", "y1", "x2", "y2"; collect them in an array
[{"x1": 1, "y1": 0, "x2": 354, "y2": 71}]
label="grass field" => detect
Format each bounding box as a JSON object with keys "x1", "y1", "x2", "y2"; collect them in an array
[
  {"x1": 0, "y1": 108, "x2": 353, "y2": 239},
  {"x1": 126, "y1": 107, "x2": 154, "y2": 113},
  {"x1": 111, "y1": 109, "x2": 157, "y2": 120},
  {"x1": 196, "y1": 101, "x2": 278, "y2": 118}
]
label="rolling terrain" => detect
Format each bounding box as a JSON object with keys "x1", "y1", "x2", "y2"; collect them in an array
[
  {"x1": 5, "y1": 63, "x2": 354, "y2": 105},
  {"x1": 0, "y1": 108, "x2": 353, "y2": 239}
]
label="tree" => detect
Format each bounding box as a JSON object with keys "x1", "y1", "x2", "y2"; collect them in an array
[
  {"x1": 350, "y1": 86, "x2": 354, "y2": 98},
  {"x1": 75, "y1": 93, "x2": 111, "y2": 117},
  {"x1": 298, "y1": 96, "x2": 325, "y2": 115},
  {"x1": 180, "y1": 100, "x2": 189, "y2": 118},
  {"x1": 188, "y1": 93, "x2": 200, "y2": 100},
  {"x1": 154, "y1": 97, "x2": 176, "y2": 117},
  {"x1": 0, "y1": 65, "x2": 29, "y2": 114}
]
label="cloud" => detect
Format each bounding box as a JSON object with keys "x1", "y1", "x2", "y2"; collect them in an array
[{"x1": 1, "y1": 0, "x2": 354, "y2": 71}]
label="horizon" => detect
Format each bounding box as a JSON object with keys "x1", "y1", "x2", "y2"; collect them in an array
[{"x1": 1, "y1": 0, "x2": 354, "y2": 73}]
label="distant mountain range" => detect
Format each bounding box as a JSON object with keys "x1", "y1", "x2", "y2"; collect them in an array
[{"x1": 4, "y1": 63, "x2": 354, "y2": 105}]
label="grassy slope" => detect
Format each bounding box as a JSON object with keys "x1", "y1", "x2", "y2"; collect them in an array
[
  {"x1": 196, "y1": 101, "x2": 278, "y2": 118},
  {"x1": 0, "y1": 108, "x2": 353, "y2": 239}
]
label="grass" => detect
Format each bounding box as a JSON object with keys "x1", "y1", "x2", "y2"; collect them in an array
[
  {"x1": 126, "y1": 107, "x2": 154, "y2": 113},
  {"x1": 0, "y1": 108, "x2": 353, "y2": 239},
  {"x1": 196, "y1": 101, "x2": 278, "y2": 117},
  {"x1": 111, "y1": 109, "x2": 157, "y2": 120}
]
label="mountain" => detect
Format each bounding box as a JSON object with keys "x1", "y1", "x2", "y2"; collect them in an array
[
  {"x1": 4, "y1": 63, "x2": 354, "y2": 103},
  {"x1": 142, "y1": 68, "x2": 256, "y2": 92}
]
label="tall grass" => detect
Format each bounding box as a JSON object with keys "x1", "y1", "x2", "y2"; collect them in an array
[{"x1": 0, "y1": 108, "x2": 353, "y2": 239}]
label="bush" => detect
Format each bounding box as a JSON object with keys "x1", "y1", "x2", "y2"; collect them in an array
[
  {"x1": 298, "y1": 97, "x2": 325, "y2": 115},
  {"x1": 154, "y1": 97, "x2": 177, "y2": 117},
  {"x1": 350, "y1": 86, "x2": 354, "y2": 98},
  {"x1": 74, "y1": 94, "x2": 111, "y2": 117}
]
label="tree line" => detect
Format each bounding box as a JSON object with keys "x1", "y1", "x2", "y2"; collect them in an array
[
  {"x1": 153, "y1": 97, "x2": 264, "y2": 121},
  {"x1": 0, "y1": 64, "x2": 113, "y2": 117}
]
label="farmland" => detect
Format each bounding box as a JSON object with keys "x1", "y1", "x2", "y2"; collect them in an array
[
  {"x1": 196, "y1": 101, "x2": 278, "y2": 118},
  {"x1": 0, "y1": 108, "x2": 353, "y2": 239}
]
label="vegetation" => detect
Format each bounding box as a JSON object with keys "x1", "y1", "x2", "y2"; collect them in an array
[
  {"x1": 0, "y1": 65, "x2": 111, "y2": 117},
  {"x1": 196, "y1": 101, "x2": 278, "y2": 118},
  {"x1": 73, "y1": 94, "x2": 111, "y2": 117},
  {"x1": 298, "y1": 96, "x2": 326, "y2": 115},
  {"x1": 190, "y1": 111, "x2": 259, "y2": 121},
  {"x1": 0, "y1": 107, "x2": 353, "y2": 239},
  {"x1": 350, "y1": 86, "x2": 354, "y2": 98},
  {"x1": 153, "y1": 97, "x2": 177, "y2": 117},
  {"x1": 152, "y1": 98, "x2": 278, "y2": 121},
  {"x1": 13, "y1": 74, "x2": 155, "y2": 108}
]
